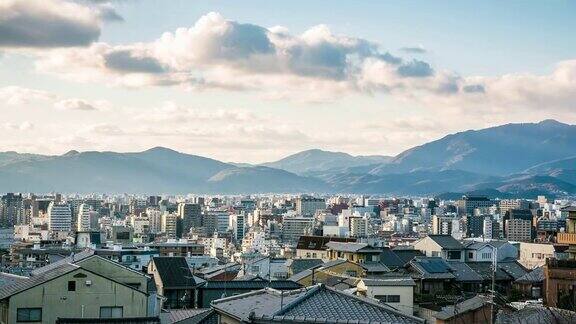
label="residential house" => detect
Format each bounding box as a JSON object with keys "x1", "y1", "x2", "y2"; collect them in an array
[
  {"x1": 295, "y1": 235, "x2": 356, "y2": 260},
  {"x1": 325, "y1": 242, "x2": 383, "y2": 263},
  {"x1": 0, "y1": 257, "x2": 158, "y2": 323},
  {"x1": 413, "y1": 235, "x2": 465, "y2": 262},
  {"x1": 357, "y1": 277, "x2": 416, "y2": 316},
  {"x1": 434, "y1": 295, "x2": 492, "y2": 324},
  {"x1": 288, "y1": 259, "x2": 365, "y2": 286},
  {"x1": 463, "y1": 240, "x2": 518, "y2": 262},
  {"x1": 147, "y1": 257, "x2": 205, "y2": 309},
  {"x1": 211, "y1": 284, "x2": 425, "y2": 323},
  {"x1": 406, "y1": 257, "x2": 455, "y2": 296},
  {"x1": 197, "y1": 279, "x2": 301, "y2": 308}
]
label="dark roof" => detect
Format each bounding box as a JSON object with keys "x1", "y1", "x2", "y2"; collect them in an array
[
  {"x1": 380, "y1": 248, "x2": 405, "y2": 269},
  {"x1": 392, "y1": 249, "x2": 425, "y2": 265},
  {"x1": 296, "y1": 236, "x2": 356, "y2": 250},
  {"x1": 30, "y1": 248, "x2": 95, "y2": 276},
  {"x1": 152, "y1": 257, "x2": 204, "y2": 289},
  {"x1": 435, "y1": 295, "x2": 490, "y2": 320},
  {"x1": 212, "y1": 284, "x2": 425, "y2": 323},
  {"x1": 56, "y1": 317, "x2": 161, "y2": 324},
  {"x1": 0, "y1": 263, "x2": 79, "y2": 300},
  {"x1": 498, "y1": 260, "x2": 528, "y2": 280},
  {"x1": 168, "y1": 309, "x2": 216, "y2": 324},
  {"x1": 286, "y1": 259, "x2": 323, "y2": 275},
  {"x1": 428, "y1": 235, "x2": 464, "y2": 250},
  {"x1": 515, "y1": 266, "x2": 544, "y2": 284},
  {"x1": 447, "y1": 261, "x2": 484, "y2": 282},
  {"x1": 201, "y1": 280, "x2": 302, "y2": 290},
  {"x1": 465, "y1": 262, "x2": 512, "y2": 281},
  {"x1": 360, "y1": 277, "x2": 416, "y2": 287},
  {"x1": 409, "y1": 257, "x2": 455, "y2": 280}
]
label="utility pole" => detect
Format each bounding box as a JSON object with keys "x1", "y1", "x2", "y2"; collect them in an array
[{"x1": 491, "y1": 246, "x2": 498, "y2": 324}]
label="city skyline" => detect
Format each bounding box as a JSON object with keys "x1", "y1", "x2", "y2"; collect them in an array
[{"x1": 1, "y1": 0, "x2": 576, "y2": 162}]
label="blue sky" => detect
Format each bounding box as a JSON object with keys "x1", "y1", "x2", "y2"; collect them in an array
[{"x1": 0, "y1": 0, "x2": 575, "y2": 162}]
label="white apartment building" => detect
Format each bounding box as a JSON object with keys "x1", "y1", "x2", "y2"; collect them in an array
[
  {"x1": 76, "y1": 203, "x2": 98, "y2": 232},
  {"x1": 47, "y1": 202, "x2": 72, "y2": 232}
]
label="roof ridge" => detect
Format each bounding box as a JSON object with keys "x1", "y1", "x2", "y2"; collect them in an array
[{"x1": 272, "y1": 284, "x2": 322, "y2": 316}]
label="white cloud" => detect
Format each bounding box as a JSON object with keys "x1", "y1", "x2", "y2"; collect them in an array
[
  {"x1": 3, "y1": 121, "x2": 34, "y2": 131},
  {"x1": 0, "y1": 86, "x2": 56, "y2": 105},
  {"x1": 54, "y1": 98, "x2": 98, "y2": 111}
]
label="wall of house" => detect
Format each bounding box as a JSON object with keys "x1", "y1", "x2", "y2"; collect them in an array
[
  {"x1": 414, "y1": 238, "x2": 441, "y2": 257},
  {"x1": 519, "y1": 243, "x2": 555, "y2": 269},
  {"x1": 357, "y1": 282, "x2": 414, "y2": 316},
  {"x1": 297, "y1": 262, "x2": 364, "y2": 286},
  {"x1": 77, "y1": 257, "x2": 149, "y2": 293},
  {"x1": 6, "y1": 269, "x2": 148, "y2": 324},
  {"x1": 296, "y1": 248, "x2": 328, "y2": 260}
]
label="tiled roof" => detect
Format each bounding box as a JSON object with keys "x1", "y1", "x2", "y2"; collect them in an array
[
  {"x1": 465, "y1": 262, "x2": 511, "y2": 281},
  {"x1": 392, "y1": 249, "x2": 425, "y2": 265},
  {"x1": 201, "y1": 280, "x2": 301, "y2": 290},
  {"x1": 447, "y1": 261, "x2": 484, "y2": 282},
  {"x1": 168, "y1": 308, "x2": 215, "y2": 324},
  {"x1": 296, "y1": 236, "x2": 356, "y2": 250},
  {"x1": 360, "y1": 277, "x2": 416, "y2": 286},
  {"x1": 361, "y1": 262, "x2": 390, "y2": 273},
  {"x1": 380, "y1": 248, "x2": 405, "y2": 269},
  {"x1": 212, "y1": 284, "x2": 425, "y2": 323},
  {"x1": 325, "y1": 242, "x2": 369, "y2": 252},
  {"x1": 30, "y1": 248, "x2": 95, "y2": 276},
  {"x1": 0, "y1": 272, "x2": 27, "y2": 289},
  {"x1": 286, "y1": 258, "x2": 323, "y2": 275},
  {"x1": 288, "y1": 259, "x2": 348, "y2": 282},
  {"x1": 152, "y1": 257, "x2": 204, "y2": 289},
  {"x1": 515, "y1": 266, "x2": 544, "y2": 284},
  {"x1": 498, "y1": 260, "x2": 528, "y2": 280},
  {"x1": 0, "y1": 263, "x2": 79, "y2": 300},
  {"x1": 428, "y1": 235, "x2": 464, "y2": 250},
  {"x1": 435, "y1": 295, "x2": 490, "y2": 320}
]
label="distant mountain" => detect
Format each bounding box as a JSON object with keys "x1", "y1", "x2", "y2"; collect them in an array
[
  {"x1": 369, "y1": 120, "x2": 576, "y2": 176},
  {"x1": 207, "y1": 166, "x2": 327, "y2": 193},
  {"x1": 0, "y1": 120, "x2": 574, "y2": 197},
  {"x1": 0, "y1": 147, "x2": 324, "y2": 193},
  {"x1": 320, "y1": 169, "x2": 496, "y2": 195},
  {"x1": 261, "y1": 149, "x2": 392, "y2": 175}
]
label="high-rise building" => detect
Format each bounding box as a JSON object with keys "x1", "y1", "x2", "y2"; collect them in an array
[
  {"x1": 466, "y1": 214, "x2": 488, "y2": 238},
  {"x1": 146, "y1": 208, "x2": 163, "y2": 234},
  {"x1": 161, "y1": 212, "x2": 181, "y2": 239},
  {"x1": 456, "y1": 195, "x2": 494, "y2": 216},
  {"x1": 230, "y1": 213, "x2": 246, "y2": 241},
  {"x1": 177, "y1": 203, "x2": 202, "y2": 234},
  {"x1": 504, "y1": 209, "x2": 534, "y2": 242},
  {"x1": 76, "y1": 203, "x2": 98, "y2": 231},
  {"x1": 432, "y1": 215, "x2": 454, "y2": 235},
  {"x1": 295, "y1": 196, "x2": 326, "y2": 217},
  {"x1": 499, "y1": 199, "x2": 530, "y2": 216},
  {"x1": 0, "y1": 193, "x2": 23, "y2": 227},
  {"x1": 349, "y1": 216, "x2": 369, "y2": 238},
  {"x1": 282, "y1": 216, "x2": 314, "y2": 241},
  {"x1": 47, "y1": 202, "x2": 72, "y2": 232}
]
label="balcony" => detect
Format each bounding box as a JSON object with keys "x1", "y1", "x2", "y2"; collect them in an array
[{"x1": 557, "y1": 232, "x2": 576, "y2": 245}]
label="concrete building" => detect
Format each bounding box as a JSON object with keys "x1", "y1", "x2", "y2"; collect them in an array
[
  {"x1": 296, "y1": 196, "x2": 326, "y2": 217},
  {"x1": 76, "y1": 203, "x2": 98, "y2": 232},
  {"x1": 456, "y1": 195, "x2": 494, "y2": 216},
  {"x1": 282, "y1": 216, "x2": 314, "y2": 242},
  {"x1": 177, "y1": 203, "x2": 201, "y2": 234},
  {"x1": 47, "y1": 202, "x2": 72, "y2": 232},
  {"x1": 505, "y1": 209, "x2": 534, "y2": 242}
]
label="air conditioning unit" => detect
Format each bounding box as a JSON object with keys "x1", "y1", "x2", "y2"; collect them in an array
[{"x1": 85, "y1": 280, "x2": 92, "y2": 286}]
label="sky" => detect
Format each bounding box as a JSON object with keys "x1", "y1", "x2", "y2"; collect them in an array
[{"x1": 1, "y1": 0, "x2": 575, "y2": 163}]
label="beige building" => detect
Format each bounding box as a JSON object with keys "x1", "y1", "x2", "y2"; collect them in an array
[
  {"x1": 0, "y1": 255, "x2": 158, "y2": 323},
  {"x1": 357, "y1": 278, "x2": 416, "y2": 316}
]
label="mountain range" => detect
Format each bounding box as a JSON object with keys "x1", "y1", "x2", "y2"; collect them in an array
[{"x1": 0, "y1": 119, "x2": 574, "y2": 197}]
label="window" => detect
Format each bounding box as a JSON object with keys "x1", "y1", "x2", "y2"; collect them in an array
[
  {"x1": 468, "y1": 252, "x2": 474, "y2": 259},
  {"x1": 387, "y1": 295, "x2": 401, "y2": 303},
  {"x1": 374, "y1": 295, "x2": 401, "y2": 303},
  {"x1": 100, "y1": 307, "x2": 123, "y2": 318},
  {"x1": 68, "y1": 281, "x2": 76, "y2": 291},
  {"x1": 17, "y1": 308, "x2": 42, "y2": 322}
]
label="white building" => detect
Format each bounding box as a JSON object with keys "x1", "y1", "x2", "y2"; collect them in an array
[
  {"x1": 230, "y1": 213, "x2": 246, "y2": 241},
  {"x1": 76, "y1": 203, "x2": 98, "y2": 232},
  {"x1": 282, "y1": 216, "x2": 314, "y2": 241},
  {"x1": 357, "y1": 278, "x2": 416, "y2": 316},
  {"x1": 47, "y1": 202, "x2": 72, "y2": 232},
  {"x1": 296, "y1": 196, "x2": 326, "y2": 217}
]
